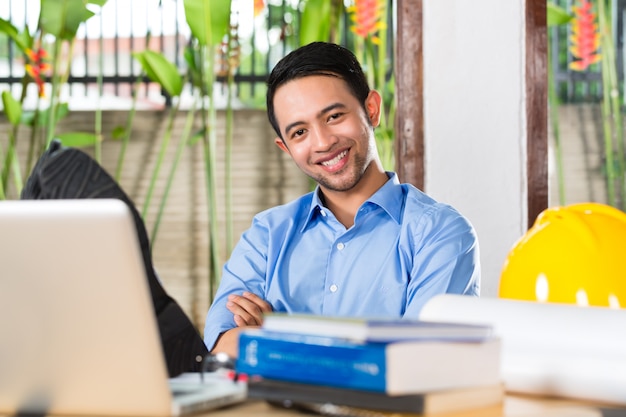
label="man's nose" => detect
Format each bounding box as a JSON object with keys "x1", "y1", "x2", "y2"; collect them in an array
[{"x1": 310, "y1": 124, "x2": 338, "y2": 150}]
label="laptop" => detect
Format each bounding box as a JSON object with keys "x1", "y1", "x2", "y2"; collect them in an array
[{"x1": 0, "y1": 199, "x2": 246, "y2": 416}]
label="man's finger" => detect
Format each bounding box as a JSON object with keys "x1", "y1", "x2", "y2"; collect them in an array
[
  {"x1": 227, "y1": 296, "x2": 263, "y2": 325},
  {"x1": 242, "y1": 291, "x2": 273, "y2": 312}
]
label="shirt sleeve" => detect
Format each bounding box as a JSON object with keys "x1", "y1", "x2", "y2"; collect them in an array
[
  {"x1": 403, "y1": 205, "x2": 481, "y2": 318},
  {"x1": 203, "y1": 216, "x2": 270, "y2": 350}
]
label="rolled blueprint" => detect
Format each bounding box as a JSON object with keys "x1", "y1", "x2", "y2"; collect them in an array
[{"x1": 419, "y1": 294, "x2": 626, "y2": 405}]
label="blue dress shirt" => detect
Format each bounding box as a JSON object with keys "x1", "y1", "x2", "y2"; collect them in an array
[{"x1": 203, "y1": 172, "x2": 480, "y2": 349}]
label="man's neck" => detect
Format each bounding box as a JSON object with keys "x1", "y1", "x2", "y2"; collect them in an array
[{"x1": 320, "y1": 166, "x2": 389, "y2": 228}]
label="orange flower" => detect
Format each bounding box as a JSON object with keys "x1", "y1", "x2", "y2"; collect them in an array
[
  {"x1": 569, "y1": 0, "x2": 601, "y2": 71},
  {"x1": 25, "y1": 47, "x2": 51, "y2": 97},
  {"x1": 254, "y1": 0, "x2": 265, "y2": 18},
  {"x1": 348, "y1": 0, "x2": 387, "y2": 44}
]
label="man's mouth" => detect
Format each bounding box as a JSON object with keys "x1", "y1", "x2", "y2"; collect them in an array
[{"x1": 320, "y1": 150, "x2": 348, "y2": 168}]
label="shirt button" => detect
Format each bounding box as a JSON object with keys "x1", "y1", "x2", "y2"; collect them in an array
[
  {"x1": 336, "y1": 242, "x2": 345, "y2": 250},
  {"x1": 320, "y1": 209, "x2": 327, "y2": 217},
  {"x1": 330, "y1": 284, "x2": 338, "y2": 293}
]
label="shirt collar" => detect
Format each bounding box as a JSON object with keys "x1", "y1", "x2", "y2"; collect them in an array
[
  {"x1": 300, "y1": 189, "x2": 326, "y2": 232},
  {"x1": 366, "y1": 172, "x2": 403, "y2": 224},
  {"x1": 302, "y1": 172, "x2": 404, "y2": 231}
]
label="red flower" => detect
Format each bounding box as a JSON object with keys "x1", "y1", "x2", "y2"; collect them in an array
[
  {"x1": 348, "y1": 0, "x2": 387, "y2": 44},
  {"x1": 569, "y1": 0, "x2": 601, "y2": 71},
  {"x1": 25, "y1": 47, "x2": 51, "y2": 97}
]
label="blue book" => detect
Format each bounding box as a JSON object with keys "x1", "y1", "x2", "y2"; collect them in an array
[{"x1": 236, "y1": 329, "x2": 501, "y2": 395}]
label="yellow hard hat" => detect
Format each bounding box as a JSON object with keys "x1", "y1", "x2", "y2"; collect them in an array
[{"x1": 498, "y1": 202, "x2": 626, "y2": 308}]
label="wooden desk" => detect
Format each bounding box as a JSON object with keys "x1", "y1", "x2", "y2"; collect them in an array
[
  {"x1": 206, "y1": 394, "x2": 622, "y2": 417},
  {"x1": 0, "y1": 394, "x2": 620, "y2": 417}
]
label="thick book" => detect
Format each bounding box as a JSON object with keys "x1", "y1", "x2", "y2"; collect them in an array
[
  {"x1": 261, "y1": 313, "x2": 493, "y2": 342},
  {"x1": 236, "y1": 329, "x2": 501, "y2": 395},
  {"x1": 248, "y1": 378, "x2": 505, "y2": 414}
]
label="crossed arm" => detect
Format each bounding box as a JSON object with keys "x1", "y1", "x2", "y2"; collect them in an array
[{"x1": 210, "y1": 291, "x2": 273, "y2": 358}]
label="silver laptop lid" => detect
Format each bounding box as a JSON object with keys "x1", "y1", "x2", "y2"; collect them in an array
[{"x1": 0, "y1": 199, "x2": 173, "y2": 416}]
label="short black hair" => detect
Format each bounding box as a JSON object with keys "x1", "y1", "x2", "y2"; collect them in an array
[{"x1": 266, "y1": 42, "x2": 371, "y2": 139}]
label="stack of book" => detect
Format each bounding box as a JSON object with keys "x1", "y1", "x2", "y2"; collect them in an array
[{"x1": 236, "y1": 314, "x2": 504, "y2": 415}]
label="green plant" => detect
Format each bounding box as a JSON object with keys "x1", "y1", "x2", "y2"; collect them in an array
[
  {"x1": 297, "y1": 0, "x2": 395, "y2": 170},
  {"x1": 549, "y1": 0, "x2": 626, "y2": 211},
  {"x1": 132, "y1": 49, "x2": 185, "y2": 234},
  {"x1": 348, "y1": 0, "x2": 394, "y2": 170},
  {"x1": 218, "y1": 22, "x2": 243, "y2": 254},
  {"x1": 565, "y1": 0, "x2": 625, "y2": 210},
  {"x1": 183, "y1": 0, "x2": 233, "y2": 300},
  {"x1": 0, "y1": 0, "x2": 107, "y2": 199},
  {"x1": 127, "y1": 0, "x2": 233, "y2": 301},
  {"x1": 547, "y1": 1, "x2": 573, "y2": 205},
  {"x1": 1, "y1": 90, "x2": 23, "y2": 199},
  {"x1": 595, "y1": 0, "x2": 625, "y2": 210}
]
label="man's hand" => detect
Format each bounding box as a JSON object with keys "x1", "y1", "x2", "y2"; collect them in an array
[
  {"x1": 211, "y1": 292, "x2": 272, "y2": 358},
  {"x1": 210, "y1": 328, "x2": 244, "y2": 358},
  {"x1": 226, "y1": 291, "x2": 272, "y2": 327}
]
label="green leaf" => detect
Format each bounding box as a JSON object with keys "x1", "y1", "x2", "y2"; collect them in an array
[
  {"x1": 55, "y1": 102, "x2": 70, "y2": 121},
  {"x1": 88, "y1": 0, "x2": 108, "y2": 6},
  {"x1": 133, "y1": 50, "x2": 183, "y2": 97},
  {"x1": 20, "y1": 111, "x2": 36, "y2": 127},
  {"x1": 1, "y1": 91, "x2": 23, "y2": 126},
  {"x1": 547, "y1": 2, "x2": 573, "y2": 27},
  {"x1": 39, "y1": 0, "x2": 95, "y2": 40},
  {"x1": 183, "y1": 0, "x2": 231, "y2": 46},
  {"x1": 18, "y1": 25, "x2": 34, "y2": 52},
  {"x1": 0, "y1": 18, "x2": 29, "y2": 51},
  {"x1": 22, "y1": 102, "x2": 70, "y2": 127},
  {"x1": 0, "y1": 18, "x2": 19, "y2": 42},
  {"x1": 184, "y1": 45, "x2": 204, "y2": 89},
  {"x1": 188, "y1": 128, "x2": 206, "y2": 146},
  {"x1": 184, "y1": 46, "x2": 198, "y2": 73},
  {"x1": 299, "y1": 0, "x2": 331, "y2": 45},
  {"x1": 55, "y1": 132, "x2": 100, "y2": 147},
  {"x1": 111, "y1": 125, "x2": 126, "y2": 140}
]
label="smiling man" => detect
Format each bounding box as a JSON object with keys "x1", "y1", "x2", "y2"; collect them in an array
[{"x1": 203, "y1": 42, "x2": 480, "y2": 358}]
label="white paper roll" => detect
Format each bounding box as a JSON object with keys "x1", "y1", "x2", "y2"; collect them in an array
[{"x1": 419, "y1": 294, "x2": 626, "y2": 405}]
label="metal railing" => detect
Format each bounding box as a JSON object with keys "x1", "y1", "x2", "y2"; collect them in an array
[
  {"x1": 0, "y1": 0, "x2": 270, "y2": 106},
  {"x1": 2, "y1": 0, "x2": 623, "y2": 105}
]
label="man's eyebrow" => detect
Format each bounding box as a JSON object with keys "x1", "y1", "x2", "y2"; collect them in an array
[
  {"x1": 284, "y1": 120, "x2": 305, "y2": 137},
  {"x1": 320, "y1": 102, "x2": 347, "y2": 116},
  {"x1": 283, "y1": 102, "x2": 348, "y2": 137}
]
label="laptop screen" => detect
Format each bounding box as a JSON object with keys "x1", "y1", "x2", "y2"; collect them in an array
[{"x1": 0, "y1": 199, "x2": 174, "y2": 416}]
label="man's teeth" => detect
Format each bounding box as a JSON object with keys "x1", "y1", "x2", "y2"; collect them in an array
[{"x1": 321, "y1": 150, "x2": 347, "y2": 167}]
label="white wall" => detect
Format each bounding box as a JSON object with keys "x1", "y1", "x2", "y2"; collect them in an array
[{"x1": 423, "y1": 0, "x2": 528, "y2": 296}]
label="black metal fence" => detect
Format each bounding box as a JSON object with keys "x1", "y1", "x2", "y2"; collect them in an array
[
  {"x1": 0, "y1": 0, "x2": 395, "y2": 108},
  {"x1": 0, "y1": 0, "x2": 271, "y2": 106},
  {"x1": 4, "y1": 0, "x2": 621, "y2": 105}
]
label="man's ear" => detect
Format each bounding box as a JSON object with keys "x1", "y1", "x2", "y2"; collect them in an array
[
  {"x1": 274, "y1": 137, "x2": 290, "y2": 154},
  {"x1": 365, "y1": 90, "x2": 382, "y2": 128}
]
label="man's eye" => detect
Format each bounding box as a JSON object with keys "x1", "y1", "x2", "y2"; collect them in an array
[
  {"x1": 286, "y1": 127, "x2": 307, "y2": 140},
  {"x1": 328, "y1": 113, "x2": 342, "y2": 121}
]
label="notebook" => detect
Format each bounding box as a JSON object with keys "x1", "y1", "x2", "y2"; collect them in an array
[{"x1": 0, "y1": 198, "x2": 246, "y2": 416}]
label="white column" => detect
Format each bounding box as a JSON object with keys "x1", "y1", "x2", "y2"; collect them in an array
[{"x1": 422, "y1": 0, "x2": 528, "y2": 296}]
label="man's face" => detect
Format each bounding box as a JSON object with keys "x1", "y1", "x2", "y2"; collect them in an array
[{"x1": 272, "y1": 75, "x2": 381, "y2": 193}]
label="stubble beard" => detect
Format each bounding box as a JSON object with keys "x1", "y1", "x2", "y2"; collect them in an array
[{"x1": 310, "y1": 151, "x2": 369, "y2": 192}]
